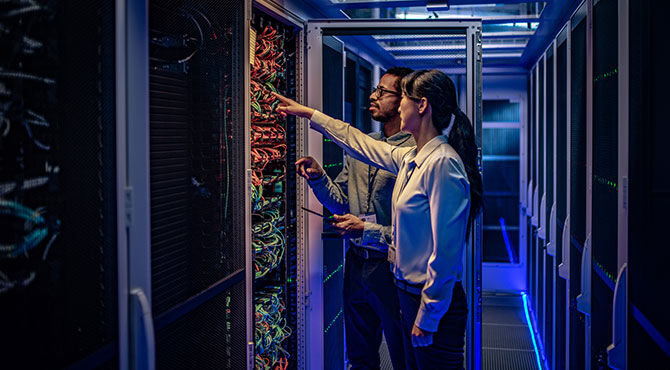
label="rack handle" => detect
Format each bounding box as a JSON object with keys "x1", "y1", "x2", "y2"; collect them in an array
[
  {"x1": 527, "y1": 181, "x2": 534, "y2": 217},
  {"x1": 576, "y1": 234, "x2": 592, "y2": 315},
  {"x1": 131, "y1": 288, "x2": 156, "y2": 370},
  {"x1": 607, "y1": 264, "x2": 627, "y2": 370},
  {"x1": 558, "y1": 215, "x2": 570, "y2": 279},
  {"x1": 532, "y1": 186, "x2": 539, "y2": 227},
  {"x1": 538, "y1": 194, "x2": 547, "y2": 240},
  {"x1": 547, "y1": 203, "x2": 557, "y2": 256}
]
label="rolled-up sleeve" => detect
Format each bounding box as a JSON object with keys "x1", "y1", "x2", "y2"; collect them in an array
[
  {"x1": 307, "y1": 161, "x2": 350, "y2": 215},
  {"x1": 414, "y1": 156, "x2": 471, "y2": 332},
  {"x1": 310, "y1": 110, "x2": 410, "y2": 175},
  {"x1": 361, "y1": 223, "x2": 393, "y2": 248}
]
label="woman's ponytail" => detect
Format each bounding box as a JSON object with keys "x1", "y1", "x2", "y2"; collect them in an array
[{"x1": 448, "y1": 109, "x2": 483, "y2": 232}]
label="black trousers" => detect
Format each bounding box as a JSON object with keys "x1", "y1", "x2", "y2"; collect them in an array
[
  {"x1": 397, "y1": 282, "x2": 467, "y2": 370},
  {"x1": 343, "y1": 248, "x2": 407, "y2": 370}
]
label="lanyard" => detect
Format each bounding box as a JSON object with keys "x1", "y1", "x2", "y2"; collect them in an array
[{"x1": 366, "y1": 165, "x2": 379, "y2": 214}]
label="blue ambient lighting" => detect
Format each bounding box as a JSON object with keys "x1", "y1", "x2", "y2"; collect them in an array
[
  {"x1": 499, "y1": 217, "x2": 517, "y2": 263},
  {"x1": 521, "y1": 292, "x2": 546, "y2": 370}
]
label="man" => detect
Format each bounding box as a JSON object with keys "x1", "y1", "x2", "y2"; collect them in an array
[{"x1": 296, "y1": 67, "x2": 415, "y2": 369}]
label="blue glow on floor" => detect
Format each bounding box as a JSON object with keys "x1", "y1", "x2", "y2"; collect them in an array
[{"x1": 521, "y1": 292, "x2": 547, "y2": 370}]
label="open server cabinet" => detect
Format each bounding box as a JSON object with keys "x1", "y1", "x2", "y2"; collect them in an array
[
  {"x1": 303, "y1": 19, "x2": 483, "y2": 370},
  {"x1": 131, "y1": 0, "x2": 308, "y2": 368}
]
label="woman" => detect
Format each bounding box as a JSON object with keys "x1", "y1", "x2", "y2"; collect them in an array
[{"x1": 275, "y1": 69, "x2": 483, "y2": 369}]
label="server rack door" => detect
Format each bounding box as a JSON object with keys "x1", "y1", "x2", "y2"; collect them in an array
[
  {"x1": 628, "y1": 0, "x2": 670, "y2": 367},
  {"x1": 592, "y1": 0, "x2": 619, "y2": 367},
  {"x1": 570, "y1": 3, "x2": 588, "y2": 369},
  {"x1": 0, "y1": 1, "x2": 120, "y2": 368},
  {"x1": 145, "y1": 1, "x2": 249, "y2": 368},
  {"x1": 532, "y1": 57, "x2": 539, "y2": 292},
  {"x1": 544, "y1": 45, "x2": 556, "y2": 367},
  {"x1": 321, "y1": 35, "x2": 345, "y2": 370},
  {"x1": 556, "y1": 31, "x2": 569, "y2": 370},
  {"x1": 527, "y1": 69, "x2": 535, "y2": 297},
  {"x1": 537, "y1": 56, "x2": 545, "y2": 339}
]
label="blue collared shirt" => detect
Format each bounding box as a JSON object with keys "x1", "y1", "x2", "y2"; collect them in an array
[
  {"x1": 307, "y1": 130, "x2": 414, "y2": 253},
  {"x1": 310, "y1": 110, "x2": 471, "y2": 332}
]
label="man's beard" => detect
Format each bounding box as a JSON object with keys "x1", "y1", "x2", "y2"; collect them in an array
[{"x1": 372, "y1": 109, "x2": 394, "y2": 123}]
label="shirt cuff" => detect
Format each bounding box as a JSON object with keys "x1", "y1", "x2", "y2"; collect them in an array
[
  {"x1": 414, "y1": 306, "x2": 440, "y2": 333},
  {"x1": 310, "y1": 110, "x2": 330, "y2": 127},
  {"x1": 362, "y1": 222, "x2": 382, "y2": 246},
  {"x1": 307, "y1": 173, "x2": 328, "y2": 187}
]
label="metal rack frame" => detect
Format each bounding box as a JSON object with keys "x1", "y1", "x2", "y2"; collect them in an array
[{"x1": 304, "y1": 18, "x2": 483, "y2": 370}]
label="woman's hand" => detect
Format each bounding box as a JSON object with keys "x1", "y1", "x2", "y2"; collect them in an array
[
  {"x1": 411, "y1": 324, "x2": 434, "y2": 347},
  {"x1": 273, "y1": 92, "x2": 315, "y2": 119}
]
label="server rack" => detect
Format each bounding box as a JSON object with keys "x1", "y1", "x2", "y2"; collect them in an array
[
  {"x1": 144, "y1": 1, "x2": 307, "y2": 368},
  {"x1": 0, "y1": 1, "x2": 119, "y2": 367},
  {"x1": 249, "y1": 3, "x2": 304, "y2": 369},
  {"x1": 526, "y1": 2, "x2": 600, "y2": 369},
  {"x1": 590, "y1": 0, "x2": 619, "y2": 367},
  {"x1": 537, "y1": 55, "x2": 545, "y2": 341},
  {"x1": 555, "y1": 26, "x2": 569, "y2": 370},
  {"x1": 569, "y1": 4, "x2": 588, "y2": 369},
  {"x1": 522, "y1": 1, "x2": 670, "y2": 369},
  {"x1": 528, "y1": 67, "x2": 537, "y2": 318},
  {"x1": 532, "y1": 63, "x2": 538, "y2": 311},
  {"x1": 320, "y1": 35, "x2": 346, "y2": 370},
  {"x1": 145, "y1": 1, "x2": 249, "y2": 368},
  {"x1": 544, "y1": 44, "x2": 555, "y2": 367},
  {"x1": 627, "y1": 0, "x2": 670, "y2": 367}
]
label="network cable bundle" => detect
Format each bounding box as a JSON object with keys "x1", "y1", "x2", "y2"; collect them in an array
[
  {"x1": 1, "y1": 0, "x2": 118, "y2": 366},
  {"x1": 0, "y1": 0, "x2": 60, "y2": 297},
  {"x1": 251, "y1": 11, "x2": 299, "y2": 370}
]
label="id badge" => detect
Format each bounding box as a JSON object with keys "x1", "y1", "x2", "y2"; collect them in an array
[
  {"x1": 358, "y1": 213, "x2": 376, "y2": 224},
  {"x1": 387, "y1": 244, "x2": 396, "y2": 264}
]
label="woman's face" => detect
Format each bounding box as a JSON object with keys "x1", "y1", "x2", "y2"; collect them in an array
[{"x1": 398, "y1": 93, "x2": 421, "y2": 134}]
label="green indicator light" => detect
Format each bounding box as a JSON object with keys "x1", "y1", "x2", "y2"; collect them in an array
[
  {"x1": 324, "y1": 162, "x2": 343, "y2": 168},
  {"x1": 324, "y1": 309, "x2": 344, "y2": 334},
  {"x1": 323, "y1": 263, "x2": 344, "y2": 284}
]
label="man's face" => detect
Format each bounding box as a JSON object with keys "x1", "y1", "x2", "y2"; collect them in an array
[{"x1": 369, "y1": 74, "x2": 402, "y2": 123}]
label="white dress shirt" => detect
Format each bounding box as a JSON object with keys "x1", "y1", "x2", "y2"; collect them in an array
[{"x1": 310, "y1": 110, "x2": 471, "y2": 332}]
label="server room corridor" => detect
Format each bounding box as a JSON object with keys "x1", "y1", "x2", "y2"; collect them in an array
[{"x1": 1, "y1": 0, "x2": 668, "y2": 369}]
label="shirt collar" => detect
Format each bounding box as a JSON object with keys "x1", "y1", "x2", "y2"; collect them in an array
[
  {"x1": 384, "y1": 130, "x2": 413, "y2": 145},
  {"x1": 411, "y1": 135, "x2": 449, "y2": 168}
]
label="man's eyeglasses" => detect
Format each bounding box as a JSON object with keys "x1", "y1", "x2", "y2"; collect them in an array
[{"x1": 371, "y1": 86, "x2": 401, "y2": 99}]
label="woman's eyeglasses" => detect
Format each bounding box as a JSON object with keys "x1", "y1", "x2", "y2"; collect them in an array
[{"x1": 371, "y1": 86, "x2": 401, "y2": 99}]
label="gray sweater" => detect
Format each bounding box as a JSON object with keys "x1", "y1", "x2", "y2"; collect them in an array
[{"x1": 308, "y1": 129, "x2": 415, "y2": 252}]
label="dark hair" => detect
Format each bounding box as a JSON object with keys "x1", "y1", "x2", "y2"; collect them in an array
[
  {"x1": 384, "y1": 66, "x2": 414, "y2": 92},
  {"x1": 400, "y1": 69, "x2": 483, "y2": 232}
]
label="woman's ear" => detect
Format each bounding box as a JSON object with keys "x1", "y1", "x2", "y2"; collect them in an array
[{"x1": 417, "y1": 97, "x2": 429, "y2": 115}]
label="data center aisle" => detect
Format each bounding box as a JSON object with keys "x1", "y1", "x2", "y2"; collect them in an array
[
  {"x1": 378, "y1": 293, "x2": 540, "y2": 370},
  {"x1": 483, "y1": 292, "x2": 540, "y2": 370}
]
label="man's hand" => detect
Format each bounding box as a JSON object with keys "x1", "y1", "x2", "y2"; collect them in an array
[
  {"x1": 296, "y1": 156, "x2": 325, "y2": 180},
  {"x1": 411, "y1": 324, "x2": 434, "y2": 347},
  {"x1": 273, "y1": 92, "x2": 315, "y2": 119},
  {"x1": 331, "y1": 214, "x2": 365, "y2": 239}
]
